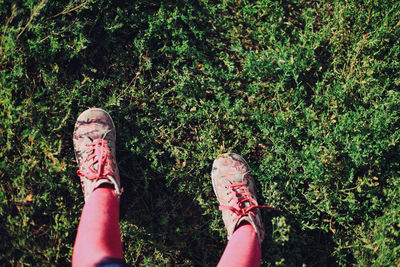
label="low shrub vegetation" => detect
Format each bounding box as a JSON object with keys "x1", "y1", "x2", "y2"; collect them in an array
[{"x1": 1, "y1": 0, "x2": 399, "y2": 265}]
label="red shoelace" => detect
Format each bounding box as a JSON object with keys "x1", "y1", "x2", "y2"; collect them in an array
[
  {"x1": 219, "y1": 181, "x2": 277, "y2": 218},
  {"x1": 77, "y1": 139, "x2": 115, "y2": 180}
]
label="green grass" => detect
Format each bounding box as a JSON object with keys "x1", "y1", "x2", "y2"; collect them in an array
[{"x1": 1, "y1": 0, "x2": 400, "y2": 266}]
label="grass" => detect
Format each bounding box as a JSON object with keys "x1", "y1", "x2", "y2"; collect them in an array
[{"x1": 1, "y1": 0, "x2": 400, "y2": 266}]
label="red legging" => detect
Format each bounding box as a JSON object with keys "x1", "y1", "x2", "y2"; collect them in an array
[{"x1": 72, "y1": 188, "x2": 261, "y2": 267}]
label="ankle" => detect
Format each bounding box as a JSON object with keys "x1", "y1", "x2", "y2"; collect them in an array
[
  {"x1": 236, "y1": 221, "x2": 255, "y2": 232},
  {"x1": 97, "y1": 184, "x2": 115, "y2": 190}
]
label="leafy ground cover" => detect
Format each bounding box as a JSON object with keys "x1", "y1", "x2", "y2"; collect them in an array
[{"x1": 1, "y1": 0, "x2": 400, "y2": 266}]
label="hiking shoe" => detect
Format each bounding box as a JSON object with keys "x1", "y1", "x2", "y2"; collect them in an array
[
  {"x1": 73, "y1": 108, "x2": 122, "y2": 202},
  {"x1": 212, "y1": 153, "x2": 274, "y2": 244}
]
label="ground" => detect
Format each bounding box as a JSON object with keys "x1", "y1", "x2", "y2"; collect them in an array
[{"x1": 1, "y1": 0, "x2": 400, "y2": 266}]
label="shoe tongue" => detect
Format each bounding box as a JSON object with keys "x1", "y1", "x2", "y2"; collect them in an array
[
  {"x1": 92, "y1": 160, "x2": 100, "y2": 172},
  {"x1": 84, "y1": 138, "x2": 107, "y2": 173},
  {"x1": 229, "y1": 170, "x2": 246, "y2": 184}
]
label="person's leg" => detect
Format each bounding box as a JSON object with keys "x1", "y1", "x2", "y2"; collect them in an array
[
  {"x1": 72, "y1": 108, "x2": 124, "y2": 267},
  {"x1": 72, "y1": 187, "x2": 122, "y2": 267},
  {"x1": 217, "y1": 223, "x2": 261, "y2": 267},
  {"x1": 212, "y1": 153, "x2": 274, "y2": 267}
]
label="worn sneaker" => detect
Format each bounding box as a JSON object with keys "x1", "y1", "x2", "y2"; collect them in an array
[
  {"x1": 212, "y1": 153, "x2": 274, "y2": 244},
  {"x1": 73, "y1": 108, "x2": 122, "y2": 202}
]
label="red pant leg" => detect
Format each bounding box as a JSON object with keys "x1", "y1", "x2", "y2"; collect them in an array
[
  {"x1": 217, "y1": 224, "x2": 261, "y2": 267},
  {"x1": 72, "y1": 188, "x2": 123, "y2": 267}
]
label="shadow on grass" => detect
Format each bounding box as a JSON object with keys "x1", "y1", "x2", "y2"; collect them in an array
[
  {"x1": 118, "y1": 158, "x2": 223, "y2": 265},
  {"x1": 263, "y1": 212, "x2": 338, "y2": 266},
  {"x1": 120, "y1": 176, "x2": 222, "y2": 266}
]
